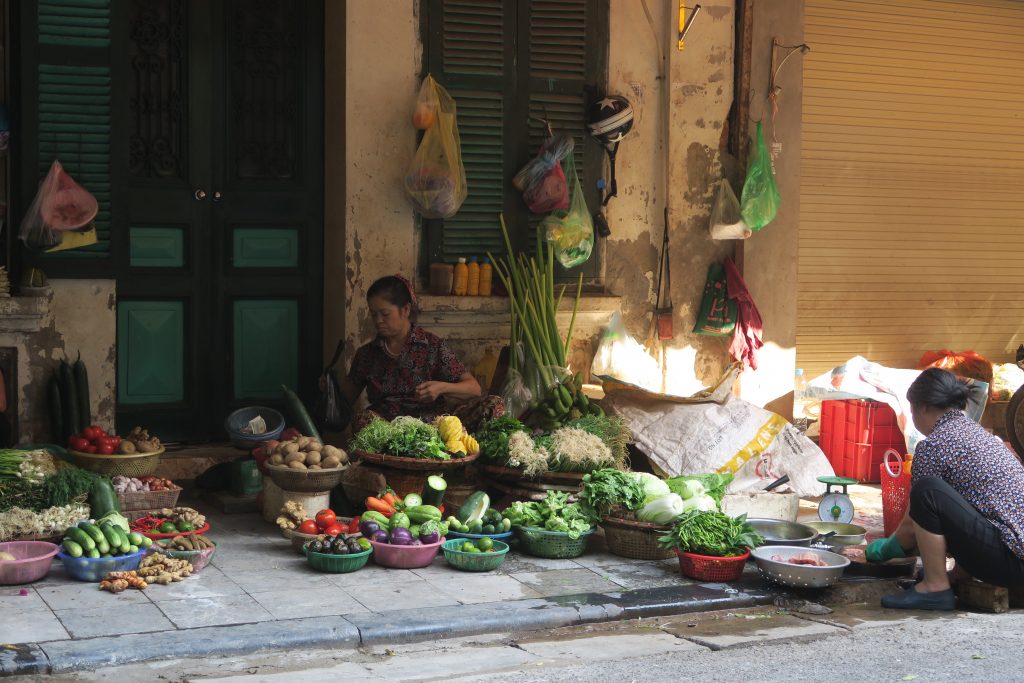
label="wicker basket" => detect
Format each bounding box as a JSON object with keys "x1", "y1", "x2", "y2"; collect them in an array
[
  {"x1": 352, "y1": 450, "x2": 479, "y2": 470},
  {"x1": 515, "y1": 526, "x2": 594, "y2": 559},
  {"x1": 116, "y1": 486, "x2": 182, "y2": 512},
  {"x1": 675, "y1": 549, "x2": 750, "y2": 582},
  {"x1": 601, "y1": 516, "x2": 674, "y2": 561},
  {"x1": 70, "y1": 448, "x2": 164, "y2": 477},
  {"x1": 266, "y1": 464, "x2": 345, "y2": 493}
]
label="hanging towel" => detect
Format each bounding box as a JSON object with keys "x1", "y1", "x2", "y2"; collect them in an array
[{"x1": 724, "y1": 257, "x2": 763, "y2": 370}]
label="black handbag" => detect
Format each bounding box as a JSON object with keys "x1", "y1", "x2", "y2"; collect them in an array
[{"x1": 315, "y1": 340, "x2": 353, "y2": 432}]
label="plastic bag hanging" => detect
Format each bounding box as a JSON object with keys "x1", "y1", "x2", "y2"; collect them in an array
[
  {"x1": 740, "y1": 121, "x2": 781, "y2": 231},
  {"x1": 19, "y1": 160, "x2": 99, "y2": 250},
  {"x1": 540, "y1": 156, "x2": 594, "y2": 269},
  {"x1": 404, "y1": 75, "x2": 468, "y2": 219},
  {"x1": 512, "y1": 133, "x2": 573, "y2": 214},
  {"x1": 709, "y1": 179, "x2": 751, "y2": 240}
]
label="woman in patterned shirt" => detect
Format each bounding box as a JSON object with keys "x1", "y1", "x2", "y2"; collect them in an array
[
  {"x1": 343, "y1": 276, "x2": 501, "y2": 431},
  {"x1": 869, "y1": 368, "x2": 1024, "y2": 610}
]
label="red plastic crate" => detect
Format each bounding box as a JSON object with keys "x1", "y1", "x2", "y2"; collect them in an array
[{"x1": 819, "y1": 399, "x2": 907, "y2": 483}]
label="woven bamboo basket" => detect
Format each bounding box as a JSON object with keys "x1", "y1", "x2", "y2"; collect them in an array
[
  {"x1": 70, "y1": 448, "x2": 164, "y2": 478},
  {"x1": 116, "y1": 486, "x2": 182, "y2": 512},
  {"x1": 352, "y1": 450, "x2": 479, "y2": 470},
  {"x1": 601, "y1": 516, "x2": 674, "y2": 560},
  {"x1": 266, "y1": 464, "x2": 345, "y2": 493}
]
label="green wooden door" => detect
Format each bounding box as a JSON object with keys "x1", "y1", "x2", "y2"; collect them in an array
[{"x1": 112, "y1": 0, "x2": 324, "y2": 441}]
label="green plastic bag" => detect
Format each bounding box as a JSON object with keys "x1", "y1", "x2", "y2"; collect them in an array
[
  {"x1": 740, "y1": 121, "x2": 780, "y2": 231},
  {"x1": 692, "y1": 262, "x2": 737, "y2": 336}
]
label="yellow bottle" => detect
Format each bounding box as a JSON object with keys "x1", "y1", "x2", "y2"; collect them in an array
[
  {"x1": 467, "y1": 256, "x2": 480, "y2": 296},
  {"x1": 453, "y1": 257, "x2": 468, "y2": 296},
  {"x1": 479, "y1": 257, "x2": 493, "y2": 296}
]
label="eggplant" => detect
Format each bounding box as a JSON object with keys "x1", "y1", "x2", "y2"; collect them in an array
[
  {"x1": 419, "y1": 530, "x2": 441, "y2": 545},
  {"x1": 370, "y1": 529, "x2": 389, "y2": 544},
  {"x1": 359, "y1": 521, "x2": 381, "y2": 537},
  {"x1": 389, "y1": 528, "x2": 414, "y2": 545}
]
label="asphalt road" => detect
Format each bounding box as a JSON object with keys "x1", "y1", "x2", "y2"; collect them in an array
[{"x1": 14, "y1": 607, "x2": 1024, "y2": 683}]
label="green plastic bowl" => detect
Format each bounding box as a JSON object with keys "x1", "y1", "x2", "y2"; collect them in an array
[
  {"x1": 303, "y1": 543, "x2": 372, "y2": 573},
  {"x1": 441, "y1": 538, "x2": 509, "y2": 572}
]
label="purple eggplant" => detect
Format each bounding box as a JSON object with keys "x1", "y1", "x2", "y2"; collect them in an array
[
  {"x1": 418, "y1": 530, "x2": 441, "y2": 545},
  {"x1": 370, "y1": 529, "x2": 389, "y2": 544},
  {"x1": 389, "y1": 528, "x2": 414, "y2": 545},
  {"x1": 359, "y1": 520, "x2": 381, "y2": 537}
]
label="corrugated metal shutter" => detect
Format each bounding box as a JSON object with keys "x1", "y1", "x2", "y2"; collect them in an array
[{"x1": 797, "y1": 0, "x2": 1024, "y2": 379}]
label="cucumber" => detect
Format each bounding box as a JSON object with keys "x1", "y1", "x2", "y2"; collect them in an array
[
  {"x1": 73, "y1": 353, "x2": 91, "y2": 432},
  {"x1": 139, "y1": 535, "x2": 152, "y2": 548},
  {"x1": 421, "y1": 475, "x2": 447, "y2": 508},
  {"x1": 66, "y1": 526, "x2": 95, "y2": 551},
  {"x1": 281, "y1": 384, "x2": 321, "y2": 441},
  {"x1": 86, "y1": 548, "x2": 100, "y2": 559},
  {"x1": 501, "y1": 518, "x2": 512, "y2": 532},
  {"x1": 455, "y1": 491, "x2": 490, "y2": 524},
  {"x1": 113, "y1": 526, "x2": 131, "y2": 553},
  {"x1": 403, "y1": 492, "x2": 423, "y2": 508},
  {"x1": 48, "y1": 376, "x2": 64, "y2": 446},
  {"x1": 96, "y1": 539, "x2": 110, "y2": 555},
  {"x1": 78, "y1": 522, "x2": 105, "y2": 546},
  {"x1": 62, "y1": 539, "x2": 83, "y2": 558},
  {"x1": 128, "y1": 531, "x2": 145, "y2": 546},
  {"x1": 98, "y1": 523, "x2": 120, "y2": 548},
  {"x1": 129, "y1": 544, "x2": 139, "y2": 554},
  {"x1": 469, "y1": 519, "x2": 483, "y2": 533}
]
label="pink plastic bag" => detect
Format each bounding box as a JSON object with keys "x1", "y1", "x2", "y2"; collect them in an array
[
  {"x1": 513, "y1": 134, "x2": 573, "y2": 214},
  {"x1": 19, "y1": 160, "x2": 98, "y2": 249}
]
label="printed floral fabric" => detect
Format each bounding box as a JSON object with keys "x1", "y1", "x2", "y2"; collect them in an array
[
  {"x1": 912, "y1": 410, "x2": 1024, "y2": 559},
  {"x1": 348, "y1": 325, "x2": 466, "y2": 420}
]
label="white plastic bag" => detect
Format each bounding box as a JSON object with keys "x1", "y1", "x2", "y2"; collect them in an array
[{"x1": 709, "y1": 180, "x2": 750, "y2": 240}]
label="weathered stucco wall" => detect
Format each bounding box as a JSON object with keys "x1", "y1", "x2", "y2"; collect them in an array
[
  {"x1": 2, "y1": 280, "x2": 116, "y2": 444},
  {"x1": 331, "y1": 1, "x2": 742, "y2": 397},
  {"x1": 740, "y1": 0, "x2": 804, "y2": 415}
]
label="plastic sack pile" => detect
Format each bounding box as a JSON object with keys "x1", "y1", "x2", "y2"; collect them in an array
[{"x1": 404, "y1": 75, "x2": 467, "y2": 219}]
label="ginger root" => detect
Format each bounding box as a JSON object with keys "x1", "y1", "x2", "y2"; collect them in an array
[
  {"x1": 138, "y1": 554, "x2": 192, "y2": 583},
  {"x1": 99, "y1": 578, "x2": 129, "y2": 593}
]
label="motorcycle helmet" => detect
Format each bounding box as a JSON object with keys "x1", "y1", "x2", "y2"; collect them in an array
[{"x1": 588, "y1": 95, "x2": 634, "y2": 148}]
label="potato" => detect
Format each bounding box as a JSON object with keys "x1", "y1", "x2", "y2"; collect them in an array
[
  {"x1": 321, "y1": 456, "x2": 341, "y2": 469},
  {"x1": 304, "y1": 450, "x2": 322, "y2": 466},
  {"x1": 266, "y1": 439, "x2": 280, "y2": 452},
  {"x1": 288, "y1": 460, "x2": 307, "y2": 470},
  {"x1": 296, "y1": 436, "x2": 311, "y2": 449},
  {"x1": 323, "y1": 445, "x2": 342, "y2": 460},
  {"x1": 308, "y1": 464, "x2": 321, "y2": 470},
  {"x1": 284, "y1": 451, "x2": 305, "y2": 464},
  {"x1": 269, "y1": 453, "x2": 284, "y2": 466},
  {"x1": 306, "y1": 440, "x2": 322, "y2": 452},
  {"x1": 283, "y1": 443, "x2": 300, "y2": 456}
]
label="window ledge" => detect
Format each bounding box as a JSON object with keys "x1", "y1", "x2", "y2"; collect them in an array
[
  {"x1": 0, "y1": 289, "x2": 53, "y2": 334},
  {"x1": 417, "y1": 293, "x2": 621, "y2": 341}
]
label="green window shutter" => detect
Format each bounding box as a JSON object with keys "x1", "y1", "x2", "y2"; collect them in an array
[
  {"x1": 23, "y1": 0, "x2": 113, "y2": 259},
  {"x1": 425, "y1": 0, "x2": 607, "y2": 276}
]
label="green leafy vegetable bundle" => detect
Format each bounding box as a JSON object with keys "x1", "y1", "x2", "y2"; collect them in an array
[
  {"x1": 579, "y1": 468, "x2": 647, "y2": 517},
  {"x1": 658, "y1": 510, "x2": 763, "y2": 557},
  {"x1": 476, "y1": 416, "x2": 529, "y2": 462},
  {"x1": 667, "y1": 472, "x2": 734, "y2": 506},
  {"x1": 503, "y1": 490, "x2": 597, "y2": 539},
  {"x1": 351, "y1": 417, "x2": 449, "y2": 460}
]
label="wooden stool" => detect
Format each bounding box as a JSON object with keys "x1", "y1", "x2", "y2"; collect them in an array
[{"x1": 956, "y1": 578, "x2": 1024, "y2": 613}]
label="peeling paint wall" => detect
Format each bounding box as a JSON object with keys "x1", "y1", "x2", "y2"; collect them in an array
[{"x1": 331, "y1": 1, "x2": 740, "y2": 396}]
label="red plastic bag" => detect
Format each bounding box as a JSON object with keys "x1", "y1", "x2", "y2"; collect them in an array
[
  {"x1": 513, "y1": 134, "x2": 573, "y2": 214},
  {"x1": 917, "y1": 349, "x2": 993, "y2": 385},
  {"x1": 19, "y1": 160, "x2": 98, "y2": 249}
]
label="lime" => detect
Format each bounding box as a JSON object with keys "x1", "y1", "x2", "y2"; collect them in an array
[
  {"x1": 467, "y1": 546, "x2": 481, "y2": 553},
  {"x1": 478, "y1": 537, "x2": 494, "y2": 552},
  {"x1": 356, "y1": 538, "x2": 371, "y2": 551},
  {"x1": 461, "y1": 542, "x2": 476, "y2": 553}
]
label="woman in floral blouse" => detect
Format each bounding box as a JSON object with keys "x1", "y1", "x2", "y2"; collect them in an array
[
  {"x1": 343, "y1": 276, "x2": 502, "y2": 431},
  {"x1": 869, "y1": 368, "x2": 1024, "y2": 610}
]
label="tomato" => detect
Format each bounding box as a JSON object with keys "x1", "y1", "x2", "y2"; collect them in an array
[
  {"x1": 98, "y1": 443, "x2": 115, "y2": 455},
  {"x1": 70, "y1": 437, "x2": 90, "y2": 452},
  {"x1": 298, "y1": 519, "x2": 318, "y2": 535},
  {"x1": 323, "y1": 523, "x2": 345, "y2": 536},
  {"x1": 83, "y1": 444, "x2": 98, "y2": 454},
  {"x1": 349, "y1": 516, "x2": 361, "y2": 534},
  {"x1": 314, "y1": 509, "x2": 337, "y2": 531}
]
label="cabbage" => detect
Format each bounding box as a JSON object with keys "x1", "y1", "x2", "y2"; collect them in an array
[
  {"x1": 680, "y1": 494, "x2": 718, "y2": 513},
  {"x1": 675, "y1": 479, "x2": 705, "y2": 500},
  {"x1": 630, "y1": 472, "x2": 670, "y2": 502},
  {"x1": 637, "y1": 493, "x2": 684, "y2": 524}
]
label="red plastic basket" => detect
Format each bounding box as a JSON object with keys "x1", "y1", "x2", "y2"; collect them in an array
[
  {"x1": 674, "y1": 549, "x2": 749, "y2": 582},
  {"x1": 880, "y1": 449, "x2": 912, "y2": 536}
]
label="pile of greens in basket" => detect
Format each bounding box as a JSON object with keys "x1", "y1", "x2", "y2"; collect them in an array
[
  {"x1": 658, "y1": 510, "x2": 763, "y2": 558},
  {"x1": 578, "y1": 468, "x2": 647, "y2": 517},
  {"x1": 350, "y1": 416, "x2": 450, "y2": 460},
  {"x1": 475, "y1": 414, "x2": 630, "y2": 477},
  {"x1": 502, "y1": 490, "x2": 597, "y2": 539}
]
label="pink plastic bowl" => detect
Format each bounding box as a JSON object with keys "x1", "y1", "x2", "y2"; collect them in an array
[
  {"x1": 369, "y1": 537, "x2": 445, "y2": 569},
  {"x1": 0, "y1": 541, "x2": 60, "y2": 585}
]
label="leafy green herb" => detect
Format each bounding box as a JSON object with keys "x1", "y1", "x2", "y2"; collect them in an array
[
  {"x1": 658, "y1": 510, "x2": 763, "y2": 557},
  {"x1": 475, "y1": 416, "x2": 529, "y2": 462},
  {"x1": 563, "y1": 415, "x2": 630, "y2": 465},
  {"x1": 579, "y1": 468, "x2": 647, "y2": 517},
  {"x1": 503, "y1": 490, "x2": 597, "y2": 539},
  {"x1": 0, "y1": 449, "x2": 28, "y2": 480},
  {"x1": 351, "y1": 417, "x2": 449, "y2": 460},
  {"x1": 0, "y1": 478, "x2": 48, "y2": 513},
  {"x1": 42, "y1": 468, "x2": 104, "y2": 507}
]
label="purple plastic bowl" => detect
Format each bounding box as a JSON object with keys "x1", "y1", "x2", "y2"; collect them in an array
[
  {"x1": 368, "y1": 536, "x2": 446, "y2": 569},
  {"x1": 0, "y1": 541, "x2": 60, "y2": 585}
]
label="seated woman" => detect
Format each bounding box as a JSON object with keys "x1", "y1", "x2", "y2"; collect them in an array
[
  {"x1": 868, "y1": 368, "x2": 1024, "y2": 610},
  {"x1": 342, "y1": 275, "x2": 503, "y2": 434}
]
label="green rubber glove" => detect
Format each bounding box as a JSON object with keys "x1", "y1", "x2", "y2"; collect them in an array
[{"x1": 865, "y1": 534, "x2": 906, "y2": 563}]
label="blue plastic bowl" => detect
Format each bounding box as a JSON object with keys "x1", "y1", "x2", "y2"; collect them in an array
[
  {"x1": 57, "y1": 548, "x2": 147, "y2": 582},
  {"x1": 224, "y1": 406, "x2": 286, "y2": 449}
]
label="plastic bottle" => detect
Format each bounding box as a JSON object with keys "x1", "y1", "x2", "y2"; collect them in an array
[
  {"x1": 429, "y1": 262, "x2": 455, "y2": 296},
  {"x1": 453, "y1": 257, "x2": 468, "y2": 296},
  {"x1": 479, "y1": 257, "x2": 493, "y2": 296},
  {"x1": 467, "y1": 256, "x2": 480, "y2": 296},
  {"x1": 793, "y1": 367, "x2": 821, "y2": 423}
]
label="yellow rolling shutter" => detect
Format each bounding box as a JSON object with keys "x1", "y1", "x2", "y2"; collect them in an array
[{"x1": 798, "y1": 0, "x2": 1024, "y2": 380}]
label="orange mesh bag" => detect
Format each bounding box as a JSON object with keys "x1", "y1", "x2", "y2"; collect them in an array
[{"x1": 917, "y1": 349, "x2": 993, "y2": 386}]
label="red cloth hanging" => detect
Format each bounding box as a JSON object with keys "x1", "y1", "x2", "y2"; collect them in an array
[{"x1": 724, "y1": 257, "x2": 763, "y2": 370}]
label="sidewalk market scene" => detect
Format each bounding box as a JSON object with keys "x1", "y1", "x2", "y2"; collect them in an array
[{"x1": 2, "y1": 0, "x2": 1024, "y2": 680}]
